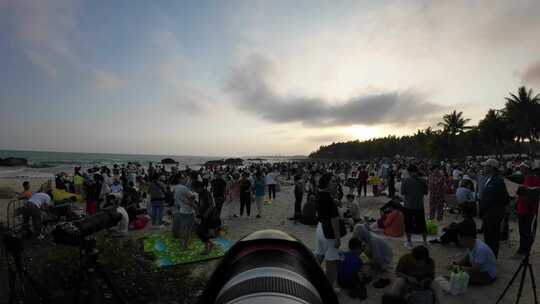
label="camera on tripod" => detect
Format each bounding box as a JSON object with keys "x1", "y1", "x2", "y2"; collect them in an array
[{"x1": 52, "y1": 206, "x2": 123, "y2": 246}]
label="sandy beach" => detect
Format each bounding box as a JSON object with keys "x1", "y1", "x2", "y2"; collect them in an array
[{"x1": 1, "y1": 177, "x2": 538, "y2": 304}]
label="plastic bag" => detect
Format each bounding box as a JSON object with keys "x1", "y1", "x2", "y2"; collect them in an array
[
  {"x1": 426, "y1": 220, "x2": 438, "y2": 236},
  {"x1": 449, "y1": 270, "x2": 469, "y2": 295}
]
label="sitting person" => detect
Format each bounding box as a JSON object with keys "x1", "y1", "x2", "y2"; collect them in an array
[
  {"x1": 351, "y1": 224, "x2": 393, "y2": 271},
  {"x1": 455, "y1": 178, "x2": 476, "y2": 212},
  {"x1": 338, "y1": 238, "x2": 369, "y2": 300},
  {"x1": 430, "y1": 203, "x2": 477, "y2": 246},
  {"x1": 386, "y1": 246, "x2": 441, "y2": 304},
  {"x1": 382, "y1": 203, "x2": 405, "y2": 237},
  {"x1": 110, "y1": 204, "x2": 130, "y2": 236},
  {"x1": 453, "y1": 221, "x2": 497, "y2": 285},
  {"x1": 18, "y1": 181, "x2": 33, "y2": 200},
  {"x1": 343, "y1": 194, "x2": 361, "y2": 223}
]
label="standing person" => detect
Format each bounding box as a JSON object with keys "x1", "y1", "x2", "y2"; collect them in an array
[
  {"x1": 149, "y1": 175, "x2": 166, "y2": 227},
  {"x1": 252, "y1": 171, "x2": 266, "y2": 218},
  {"x1": 479, "y1": 159, "x2": 509, "y2": 259},
  {"x1": 428, "y1": 165, "x2": 446, "y2": 221},
  {"x1": 265, "y1": 168, "x2": 278, "y2": 202},
  {"x1": 314, "y1": 173, "x2": 342, "y2": 291},
  {"x1": 172, "y1": 176, "x2": 197, "y2": 251},
  {"x1": 227, "y1": 173, "x2": 241, "y2": 218},
  {"x1": 193, "y1": 181, "x2": 217, "y2": 255},
  {"x1": 506, "y1": 161, "x2": 540, "y2": 259},
  {"x1": 239, "y1": 172, "x2": 252, "y2": 217},
  {"x1": 357, "y1": 166, "x2": 369, "y2": 197},
  {"x1": 289, "y1": 174, "x2": 304, "y2": 221},
  {"x1": 387, "y1": 169, "x2": 396, "y2": 198},
  {"x1": 401, "y1": 165, "x2": 428, "y2": 249},
  {"x1": 73, "y1": 167, "x2": 84, "y2": 195},
  {"x1": 210, "y1": 171, "x2": 227, "y2": 222}
]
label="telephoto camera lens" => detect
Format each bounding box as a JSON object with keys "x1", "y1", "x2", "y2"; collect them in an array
[{"x1": 198, "y1": 229, "x2": 338, "y2": 304}]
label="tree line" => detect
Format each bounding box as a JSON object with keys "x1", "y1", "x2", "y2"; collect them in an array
[{"x1": 309, "y1": 86, "x2": 540, "y2": 160}]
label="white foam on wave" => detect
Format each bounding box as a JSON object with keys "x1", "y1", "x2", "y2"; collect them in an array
[{"x1": 0, "y1": 167, "x2": 55, "y2": 179}]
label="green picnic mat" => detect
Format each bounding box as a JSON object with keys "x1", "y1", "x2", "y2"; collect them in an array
[{"x1": 143, "y1": 232, "x2": 232, "y2": 267}]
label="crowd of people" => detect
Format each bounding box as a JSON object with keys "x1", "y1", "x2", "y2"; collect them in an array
[{"x1": 12, "y1": 155, "x2": 540, "y2": 303}]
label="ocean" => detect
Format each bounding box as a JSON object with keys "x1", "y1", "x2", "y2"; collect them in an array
[{"x1": 0, "y1": 150, "x2": 218, "y2": 178}]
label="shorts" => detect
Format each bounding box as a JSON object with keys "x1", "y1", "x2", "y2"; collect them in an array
[
  {"x1": 404, "y1": 208, "x2": 427, "y2": 234},
  {"x1": 172, "y1": 212, "x2": 195, "y2": 238},
  {"x1": 314, "y1": 222, "x2": 340, "y2": 261}
]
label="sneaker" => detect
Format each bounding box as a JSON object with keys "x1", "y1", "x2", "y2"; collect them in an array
[
  {"x1": 404, "y1": 241, "x2": 413, "y2": 250},
  {"x1": 256, "y1": 215, "x2": 261, "y2": 219},
  {"x1": 37, "y1": 234, "x2": 45, "y2": 240}
]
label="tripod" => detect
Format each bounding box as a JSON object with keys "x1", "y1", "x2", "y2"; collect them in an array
[
  {"x1": 72, "y1": 238, "x2": 127, "y2": 304},
  {"x1": 495, "y1": 205, "x2": 538, "y2": 304},
  {"x1": 2, "y1": 232, "x2": 50, "y2": 304}
]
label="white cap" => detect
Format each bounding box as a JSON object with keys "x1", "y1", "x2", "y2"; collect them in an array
[{"x1": 481, "y1": 158, "x2": 499, "y2": 168}]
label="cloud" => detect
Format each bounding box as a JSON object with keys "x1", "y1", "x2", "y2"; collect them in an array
[
  {"x1": 226, "y1": 54, "x2": 445, "y2": 128},
  {"x1": 2, "y1": 0, "x2": 81, "y2": 77},
  {"x1": 304, "y1": 134, "x2": 346, "y2": 143},
  {"x1": 522, "y1": 61, "x2": 540, "y2": 85},
  {"x1": 94, "y1": 70, "x2": 123, "y2": 90}
]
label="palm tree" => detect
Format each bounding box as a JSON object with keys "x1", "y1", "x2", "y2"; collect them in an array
[
  {"x1": 478, "y1": 109, "x2": 514, "y2": 157},
  {"x1": 437, "y1": 110, "x2": 470, "y2": 157},
  {"x1": 504, "y1": 86, "x2": 540, "y2": 155},
  {"x1": 438, "y1": 110, "x2": 471, "y2": 136}
]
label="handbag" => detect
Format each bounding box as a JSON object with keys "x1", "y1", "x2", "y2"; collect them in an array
[{"x1": 449, "y1": 270, "x2": 469, "y2": 295}]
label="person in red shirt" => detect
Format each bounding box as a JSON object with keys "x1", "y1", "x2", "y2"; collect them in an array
[{"x1": 510, "y1": 162, "x2": 540, "y2": 258}]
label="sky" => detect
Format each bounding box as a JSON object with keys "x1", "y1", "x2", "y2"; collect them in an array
[{"x1": 1, "y1": 0, "x2": 540, "y2": 157}]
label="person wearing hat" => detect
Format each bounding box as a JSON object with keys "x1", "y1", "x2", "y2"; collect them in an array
[
  {"x1": 400, "y1": 164, "x2": 428, "y2": 249},
  {"x1": 479, "y1": 158, "x2": 509, "y2": 259},
  {"x1": 506, "y1": 160, "x2": 540, "y2": 259}
]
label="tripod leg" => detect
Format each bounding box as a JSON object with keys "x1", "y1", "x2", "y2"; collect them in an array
[
  {"x1": 496, "y1": 262, "x2": 525, "y2": 304},
  {"x1": 528, "y1": 263, "x2": 539, "y2": 304},
  {"x1": 96, "y1": 264, "x2": 127, "y2": 304},
  {"x1": 515, "y1": 260, "x2": 529, "y2": 304}
]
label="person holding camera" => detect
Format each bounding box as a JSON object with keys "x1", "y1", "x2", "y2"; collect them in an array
[{"x1": 507, "y1": 161, "x2": 540, "y2": 259}]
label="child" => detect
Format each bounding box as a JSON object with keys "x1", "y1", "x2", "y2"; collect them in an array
[
  {"x1": 344, "y1": 194, "x2": 361, "y2": 223},
  {"x1": 368, "y1": 173, "x2": 381, "y2": 196},
  {"x1": 338, "y1": 238, "x2": 368, "y2": 300},
  {"x1": 18, "y1": 181, "x2": 32, "y2": 199}
]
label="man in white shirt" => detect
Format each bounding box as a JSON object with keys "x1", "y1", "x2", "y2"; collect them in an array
[
  {"x1": 20, "y1": 192, "x2": 51, "y2": 238},
  {"x1": 265, "y1": 169, "x2": 279, "y2": 201}
]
